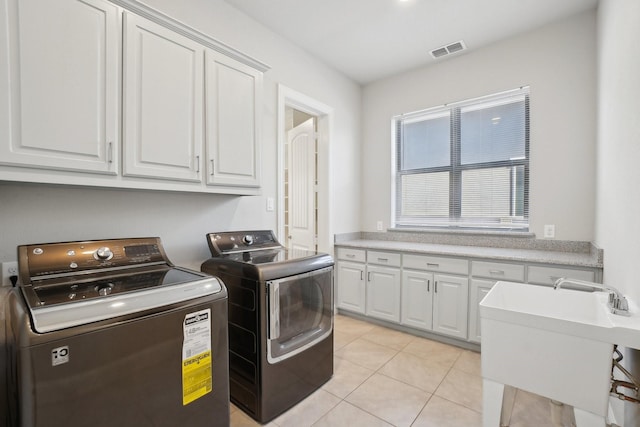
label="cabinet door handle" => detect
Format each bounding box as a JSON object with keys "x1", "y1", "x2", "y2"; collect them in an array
[
  {"x1": 434, "y1": 281, "x2": 438, "y2": 293},
  {"x1": 427, "y1": 280, "x2": 430, "y2": 292},
  {"x1": 489, "y1": 270, "x2": 505, "y2": 275},
  {"x1": 107, "y1": 142, "x2": 113, "y2": 164},
  {"x1": 360, "y1": 271, "x2": 364, "y2": 281},
  {"x1": 210, "y1": 159, "x2": 214, "y2": 176},
  {"x1": 367, "y1": 272, "x2": 371, "y2": 282},
  {"x1": 196, "y1": 155, "x2": 200, "y2": 173}
]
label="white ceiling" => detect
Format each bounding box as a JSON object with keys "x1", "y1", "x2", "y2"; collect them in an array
[{"x1": 222, "y1": 0, "x2": 598, "y2": 84}]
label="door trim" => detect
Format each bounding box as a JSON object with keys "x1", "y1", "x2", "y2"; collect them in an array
[{"x1": 277, "y1": 84, "x2": 333, "y2": 254}]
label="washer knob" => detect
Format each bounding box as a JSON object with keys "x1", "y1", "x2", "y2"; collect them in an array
[
  {"x1": 94, "y1": 247, "x2": 113, "y2": 260},
  {"x1": 96, "y1": 284, "x2": 114, "y2": 296},
  {"x1": 243, "y1": 235, "x2": 254, "y2": 245}
]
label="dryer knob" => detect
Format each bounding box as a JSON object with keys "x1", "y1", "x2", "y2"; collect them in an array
[
  {"x1": 94, "y1": 247, "x2": 113, "y2": 260},
  {"x1": 243, "y1": 235, "x2": 254, "y2": 245}
]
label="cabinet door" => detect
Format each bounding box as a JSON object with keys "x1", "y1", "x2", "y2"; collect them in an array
[
  {"x1": 469, "y1": 279, "x2": 496, "y2": 343},
  {"x1": 336, "y1": 261, "x2": 365, "y2": 314},
  {"x1": 123, "y1": 12, "x2": 203, "y2": 182},
  {"x1": 366, "y1": 265, "x2": 401, "y2": 323},
  {"x1": 0, "y1": 0, "x2": 119, "y2": 174},
  {"x1": 205, "y1": 50, "x2": 262, "y2": 187},
  {"x1": 432, "y1": 274, "x2": 468, "y2": 339},
  {"x1": 401, "y1": 270, "x2": 433, "y2": 331}
]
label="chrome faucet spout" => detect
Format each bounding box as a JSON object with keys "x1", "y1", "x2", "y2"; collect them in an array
[{"x1": 553, "y1": 278, "x2": 630, "y2": 316}]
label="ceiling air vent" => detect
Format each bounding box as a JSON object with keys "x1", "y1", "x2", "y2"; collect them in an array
[{"x1": 430, "y1": 40, "x2": 466, "y2": 59}]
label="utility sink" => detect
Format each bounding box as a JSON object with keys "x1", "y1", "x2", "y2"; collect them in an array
[{"x1": 479, "y1": 281, "x2": 640, "y2": 427}]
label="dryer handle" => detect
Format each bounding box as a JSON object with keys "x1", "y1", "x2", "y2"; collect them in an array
[{"x1": 269, "y1": 282, "x2": 280, "y2": 339}]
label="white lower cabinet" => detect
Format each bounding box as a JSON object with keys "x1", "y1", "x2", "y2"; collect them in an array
[
  {"x1": 336, "y1": 260, "x2": 366, "y2": 314},
  {"x1": 336, "y1": 245, "x2": 601, "y2": 346},
  {"x1": 469, "y1": 279, "x2": 496, "y2": 343},
  {"x1": 366, "y1": 264, "x2": 401, "y2": 323},
  {"x1": 401, "y1": 270, "x2": 433, "y2": 330},
  {"x1": 401, "y1": 269, "x2": 468, "y2": 339},
  {"x1": 432, "y1": 274, "x2": 469, "y2": 339}
]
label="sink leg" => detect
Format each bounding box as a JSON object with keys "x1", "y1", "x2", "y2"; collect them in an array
[
  {"x1": 483, "y1": 379, "x2": 504, "y2": 426},
  {"x1": 573, "y1": 407, "x2": 606, "y2": 427},
  {"x1": 500, "y1": 386, "x2": 517, "y2": 426}
]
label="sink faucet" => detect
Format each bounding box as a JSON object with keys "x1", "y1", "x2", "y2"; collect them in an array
[{"x1": 553, "y1": 278, "x2": 631, "y2": 316}]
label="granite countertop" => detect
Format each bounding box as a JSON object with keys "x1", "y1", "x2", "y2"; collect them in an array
[{"x1": 335, "y1": 238, "x2": 603, "y2": 268}]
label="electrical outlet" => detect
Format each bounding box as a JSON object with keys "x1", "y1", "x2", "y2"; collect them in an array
[
  {"x1": 376, "y1": 221, "x2": 384, "y2": 231},
  {"x1": 2, "y1": 261, "x2": 18, "y2": 286},
  {"x1": 543, "y1": 224, "x2": 556, "y2": 239}
]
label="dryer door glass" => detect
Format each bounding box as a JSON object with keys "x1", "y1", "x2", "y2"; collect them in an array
[{"x1": 266, "y1": 266, "x2": 333, "y2": 363}]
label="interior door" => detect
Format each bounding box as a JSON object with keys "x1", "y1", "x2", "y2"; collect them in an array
[{"x1": 287, "y1": 118, "x2": 316, "y2": 251}]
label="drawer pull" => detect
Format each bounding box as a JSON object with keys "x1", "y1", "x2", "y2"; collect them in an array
[
  {"x1": 377, "y1": 257, "x2": 388, "y2": 262},
  {"x1": 346, "y1": 254, "x2": 356, "y2": 258},
  {"x1": 426, "y1": 263, "x2": 440, "y2": 268},
  {"x1": 489, "y1": 270, "x2": 505, "y2": 275}
]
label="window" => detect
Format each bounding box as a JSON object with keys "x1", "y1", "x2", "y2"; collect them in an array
[{"x1": 394, "y1": 87, "x2": 529, "y2": 230}]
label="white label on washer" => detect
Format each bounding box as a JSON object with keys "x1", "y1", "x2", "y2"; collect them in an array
[
  {"x1": 182, "y1": 309, "x2": 212, "y2": 405},
  {"x1": 51, "y1": 345, "x2": 69, "y2": 366}
]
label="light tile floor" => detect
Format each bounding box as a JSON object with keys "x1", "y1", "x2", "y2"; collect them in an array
[{"x1": 230, "y1": 314, "x2": 577, "y2": 427}]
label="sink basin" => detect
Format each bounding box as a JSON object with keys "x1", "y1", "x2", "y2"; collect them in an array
[
  {"x1": 478, "y1": 281, "x2": 640, "y2": 427},
  {"x1": 480, "y1": 281, "x2": 613, "y2": 340}
]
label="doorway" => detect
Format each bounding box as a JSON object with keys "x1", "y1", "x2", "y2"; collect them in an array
[
  {"x1": 277, "y1": 85, "x2": 333, "y2": 253},
  {"x1": 285, "y1": 113, "x2": 317, "y2": 251}
]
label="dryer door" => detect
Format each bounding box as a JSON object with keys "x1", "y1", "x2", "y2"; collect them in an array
[{"x1": 266, "y1": 266, "x2": 333, "y2": 363}]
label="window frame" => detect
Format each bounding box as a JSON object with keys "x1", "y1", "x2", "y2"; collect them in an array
[{"x1": 393, "y1": 88, "x2": 530, "y2": 231}]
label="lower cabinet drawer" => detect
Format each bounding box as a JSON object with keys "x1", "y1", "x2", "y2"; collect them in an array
[
  {"x1": 471, "y1": 261, "x2": 525, "y2": 282},
  {"x1": 336, "y1": 247, "x2": 366, "y2": 263},
  {"x1": 403, "y1": 254, "x2": 468, "y2": 275},
  {"x1": 527, "y1": 265, "x2": 596, "y2": 286},
  {"x1": 368, "y1": 250, "x2": 401, "y2": 267}
]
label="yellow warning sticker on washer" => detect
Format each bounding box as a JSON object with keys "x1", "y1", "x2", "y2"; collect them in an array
[{"x1": 182, "y1": 308, "x2": 212, "y2": 405}]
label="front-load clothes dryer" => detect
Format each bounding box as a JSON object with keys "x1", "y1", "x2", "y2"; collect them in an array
[
  {"x1": 5, "y1": 237, "x2": 229, "y2": 427},
  {"x1": 201, "y1": 230, "x2": 334, "y2": 423}
]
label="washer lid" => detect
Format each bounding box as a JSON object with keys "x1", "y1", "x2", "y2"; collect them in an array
[{"x1": 25, "y1": 273, "x2": 224, "y2": 333}]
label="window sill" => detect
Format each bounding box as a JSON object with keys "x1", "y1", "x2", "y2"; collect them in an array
[{"x1": 387, "y1": 227, "x2": 535, "y2": 238}]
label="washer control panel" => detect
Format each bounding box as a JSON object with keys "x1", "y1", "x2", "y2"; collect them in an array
[{"x1": 18, "y1": 237, "x2": 168, "y2": 279}]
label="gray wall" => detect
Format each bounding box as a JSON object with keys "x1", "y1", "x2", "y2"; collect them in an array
[
  {"x1": 0, "y1": 0, "x2": 362, "y2": 269},
  {"x1": 361, "y1": 10, "x2": 597, "y2": 241}
]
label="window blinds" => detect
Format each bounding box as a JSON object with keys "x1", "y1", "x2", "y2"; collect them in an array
[{"x1": 394, "y1": 87, "x2": 529, "y2": 230}]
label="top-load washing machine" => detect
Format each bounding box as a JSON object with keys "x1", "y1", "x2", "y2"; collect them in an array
[{"x1": 4, "y1": 237, "x2": 229, "y2": 427}]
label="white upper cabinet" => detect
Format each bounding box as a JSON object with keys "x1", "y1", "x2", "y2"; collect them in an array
[
  {"x1": 122, "y1": 11, "x2": 204, "y2": 182},
  {"x1": 205, "y1": 50, "x2": 262, "y2": 187},
  {"x1": 0, "y1": 0, "x2": 119, "y2": 174}
]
